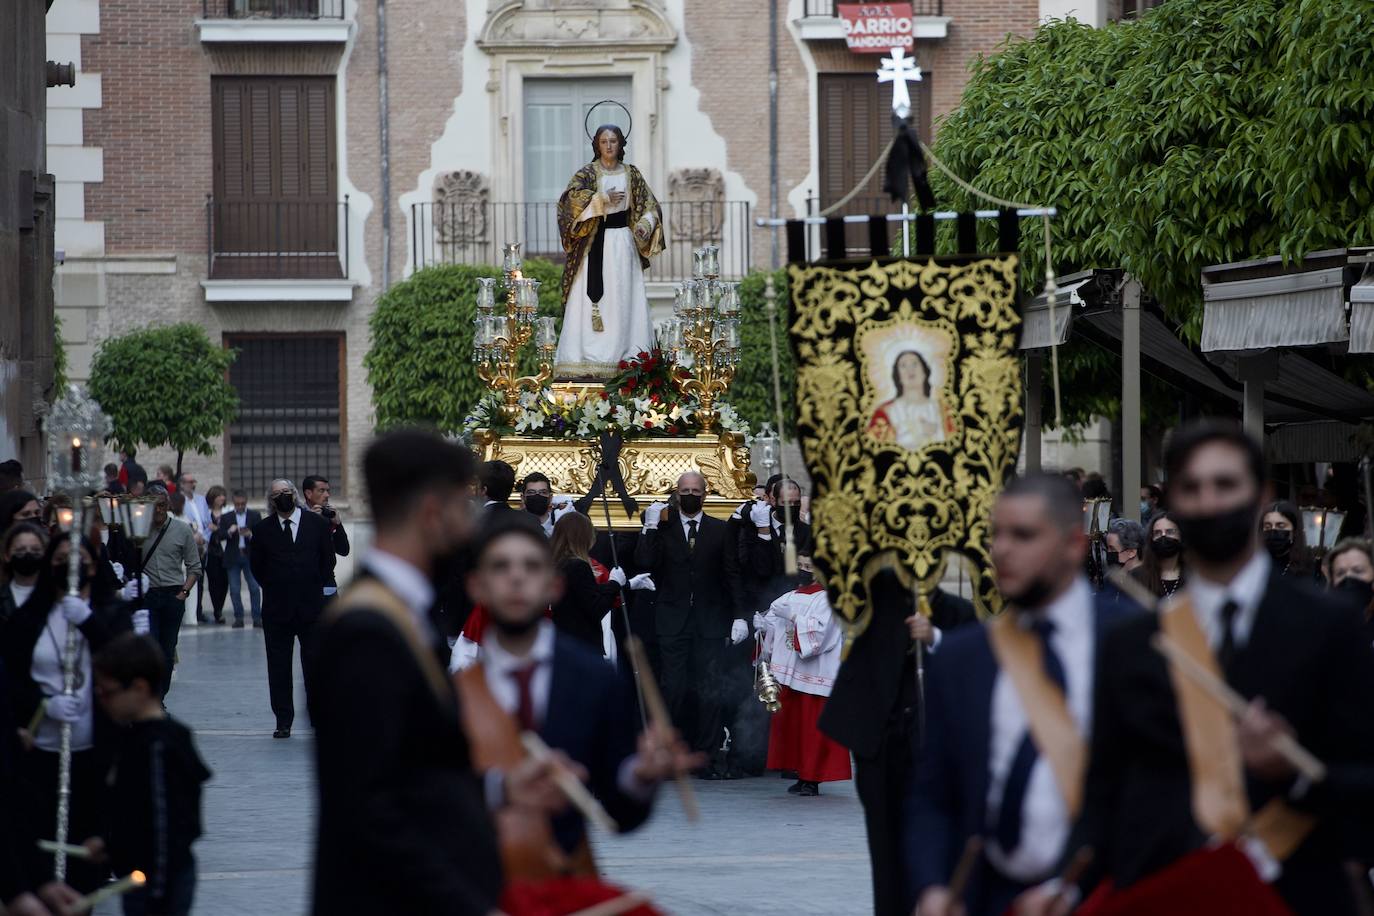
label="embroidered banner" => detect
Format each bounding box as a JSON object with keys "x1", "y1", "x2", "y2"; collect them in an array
[{"x1": 790, "y1": 255, "x2": 1023, "y2": 643}]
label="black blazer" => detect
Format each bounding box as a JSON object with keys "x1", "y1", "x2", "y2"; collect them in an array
[
  {"x1": 1069, "y1": 571, "x2": 1374, "y2": 915},
  {"x1": 308, "y1": 574, "x2": 500, "y2": 916},
  {"x1": 551, "y1": 558, "x2": 619, "y2": 653},
  {"x1": 739, "y1": 505, "x2": 815, "y2": 616},
  {"x1": 248, "y1": 510, "x2": 335, "y2": 626},
  {"x1": 214, "y1": 509, "x2": 261, "y2": 565},
  {"x1": 541, "y1": 632, "x2": 651, "y2": 852},
  {"x1": 634, "y1": 511, "x2": 744, "y2": 639},
  {"x1": 819, "y1": 573, "x2": 977, "y2": 759},
  {"x1": 320, "y1": 512, "x2": 350, "y2": 589}
]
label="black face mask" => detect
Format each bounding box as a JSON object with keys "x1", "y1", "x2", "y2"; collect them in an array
[
  {"x1": 273, "y1": 492, "x2": 296, "y2": 513},
  {"x1": 1105, "y1": 549, "x2": 1121, "y2": 568},
  {"x1": 1005, "y1": 577, "x2": 1055, "y2": 609},
  {"x1": 678, "y1": 493, "x2": 703, "y2": 516},
  {"x1": 1174, "y1": 502, "x2": 1258, "y2": 564},
  {"x1": 1263, "y1": 529, "x2": 1293, "y2": 561},
  {"x1": 1151, "y1": 535, "x2": 1182, "y2": 559},
  {"x1": 774, "y1": 504, "x2": 798, "y2": 521},
  {"x1": 1335, "y1": 576, "x2": 1374, "y2": 610},
  {"x1": 524, "y1": 494, "x2": 551, "y2": 517},
  {"x1": 8, "y1": 552, "x2": 42, "y2": 577}
]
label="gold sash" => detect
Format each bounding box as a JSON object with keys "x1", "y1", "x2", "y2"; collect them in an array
[
  {"x1": 986, "y1": 613, "x2": 1086, "y2": 818},
  {"x1": 324, "y1": 579, "x2": 451, "y2": 703},
  {"x1": 1158, "y1": 597, "x2": 1315, "y2": 859}
]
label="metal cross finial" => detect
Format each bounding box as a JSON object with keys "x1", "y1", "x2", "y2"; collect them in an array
[{"x1": 877, "y1": 47, "x2": 922, "y2": 119}]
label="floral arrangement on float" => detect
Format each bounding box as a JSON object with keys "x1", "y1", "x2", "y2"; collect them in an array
[{"x1": 464, "y1": 349, "x2": 750, "y2": 440}]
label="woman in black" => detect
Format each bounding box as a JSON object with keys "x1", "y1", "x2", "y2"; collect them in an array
[
  {"x1": 1259, "y1": 499, "x2": 1317, "y2": 580},
  {"x1": 1132, "y1": 511, "x2": 1187, "y2": 600},
  {"x1": 0, "y1": 534, "x2": 129, "y2": 892},
  {"x1": 204, "y1": 485, "x2": 230, "y2": 624},
  {"x1": 550, "y1": 511, "x2": 624, "y2": 654}
]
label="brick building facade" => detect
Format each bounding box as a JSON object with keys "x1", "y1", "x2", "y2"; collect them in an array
[{"x1": 48, "y1": 0, "x2": 1122, "y2": 502}]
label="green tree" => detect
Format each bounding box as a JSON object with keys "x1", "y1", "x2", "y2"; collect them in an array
[
  {"x1": 928, "y1": 0, "x2": 1374, "y2": 426},
  {"x1": 731, "y1": 268, "x2": 796, "y2": 436},
  {"x1": 365, "y1": 260, "x2": 564, "y2": 434},
  {"x1": 87, "y1": 323, "x2": 239, "y2": 478}
]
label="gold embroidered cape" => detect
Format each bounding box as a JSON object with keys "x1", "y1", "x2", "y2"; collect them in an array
[{"x1": 557, "y1": 162, "x2": 665, "y2": 307}]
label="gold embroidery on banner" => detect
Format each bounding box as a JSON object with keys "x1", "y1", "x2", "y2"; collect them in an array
[{"x1": 790, "y1": 256, "x2": 1023, "y2": 645}]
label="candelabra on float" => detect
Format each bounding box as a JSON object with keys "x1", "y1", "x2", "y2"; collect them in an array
[
  {"x1": 473, "y1": 242, "x2": 557, "y2": 423},
  {"x1": 44, "y1": 385, "x2": 110, "y2": 881},
  {"x1": 661, "y1": 245, "x2": 741, "y2": 429}
]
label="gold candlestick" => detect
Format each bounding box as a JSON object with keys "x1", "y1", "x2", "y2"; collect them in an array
[
  {"x1": 473, "y1": 250, "x2": 555, "y2": 424},
  {"x1": 670, "y1": 273, "x2": 740, "y2": 430}
]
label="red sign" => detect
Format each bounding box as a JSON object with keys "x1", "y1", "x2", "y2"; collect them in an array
[{"x1": 837, "y1": 3, "x2": 915, "y2": 54}]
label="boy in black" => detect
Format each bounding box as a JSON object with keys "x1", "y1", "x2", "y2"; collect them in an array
[{"x1": 92, "y1": 634, "x2": 211, "y2": 916}]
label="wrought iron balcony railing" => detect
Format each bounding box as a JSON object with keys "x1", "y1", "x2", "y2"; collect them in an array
[
  {"x1": 201, "y1": 0, "x2": 345, "y2": 20},
  {"x1": 205, "y1": 196, "x2": 349, "y2": 281},
  {"x1": 409, "y1": 200, "x2": 753, "y2": 282},
  {"x1": 802, "y1": 0, "x2": 944, "y2": 17}
]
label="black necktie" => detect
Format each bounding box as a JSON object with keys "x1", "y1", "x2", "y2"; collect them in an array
[
  {"x1": 993, "y1": 617, "x2": 1067, "y2": 855},
  {"x1": 283, "y1": 518, "x2": 293, "y2": 542},
  {"x1": 687, "y1": 519, "x2": 698, "y2": 553},
  {"x1": 1217, "y1": 599, "x2": 1239, "y2": 675}
]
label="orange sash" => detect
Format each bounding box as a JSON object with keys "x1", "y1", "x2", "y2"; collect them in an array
[{"x1": 986, "y1": 613, "x2": 1086, "y2": 818}]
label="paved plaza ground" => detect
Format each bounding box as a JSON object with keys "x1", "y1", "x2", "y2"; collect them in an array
[{"x1": 149, "y1": 620, "x2": 873, "y2": 915}]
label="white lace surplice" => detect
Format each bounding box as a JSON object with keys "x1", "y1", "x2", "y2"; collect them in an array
[{"x1": 554, "y1": 167, "x2": 655, "y2": 378}]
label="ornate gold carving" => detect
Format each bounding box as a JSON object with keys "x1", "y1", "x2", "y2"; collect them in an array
[{"x1": 790, "y1": 256, "x2": 1023, "y2": 641}]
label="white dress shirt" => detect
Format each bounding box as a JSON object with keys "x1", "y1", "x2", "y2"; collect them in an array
[
  {"x1": 186, "y1": 492, "x2": 212, "y2": 541},
  {"x1": 679, "y1": 510, "x2": 704, "y2": 542},
  {"x1": 986, "y1": 577, "x2": 1096, "y2": 882},
  {"x1": 234, "y1": 510, "x2": 248, "y2": 550},
  {"x1": 364, "y1": 548, "x2": 437, "y2": 644},
  {"x1": 278, "y1": 507, "x2": 302, "y2": 543},
  {"x1": 1186, "y1": 549, "x2": 1270, "y2": 651},
  {"x1": 481, "y1": 619, "x2": 557, "y2": 728}
]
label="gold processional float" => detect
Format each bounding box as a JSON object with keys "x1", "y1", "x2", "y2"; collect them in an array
[{"x1": 466, "y1": 241, "x2": 767, "y2": 529}]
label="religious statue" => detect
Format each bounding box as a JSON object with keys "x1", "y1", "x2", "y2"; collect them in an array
[
  {"x1": 867, "y1": 349, "x2": 954, "y2": 451},
  {"x1": 554, "y1": 114, "x2": 665, "y2": 378}
]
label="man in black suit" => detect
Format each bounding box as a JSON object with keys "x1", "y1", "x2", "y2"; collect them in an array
[
  {"x1": 217, "y1": 490, "x2": 262, "y2": 628},
  {"x1": 309, "y1": 432, "x2": 564, "y2": 916},
  {"x1": 635, "y1": 471, "x2": 747, "y2": 771},
  {"x1": 302, "y1": 476, "x2": 350, "y2": 598},
  {"x1": 250, "y1": 478, "x2": 335, "y2": 738},
  {"x1": 819, "y1": 571, "x2": 976, "y2": 916},
  {"x1": 1021, "y1": 422, "x2": 1374, "y2": 916}
]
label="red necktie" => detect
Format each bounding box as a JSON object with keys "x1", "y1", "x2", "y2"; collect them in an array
[{"x1": 509, "y1": 663, "x2": 538, "y2": 732}]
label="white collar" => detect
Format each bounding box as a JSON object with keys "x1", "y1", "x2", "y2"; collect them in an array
[
  {"x1": 364, "y1": 548, "x2": 436, "y2": 621},
  {"x1": 1187, "y1": 549, "x2": 1270, "y2": 648},
  {"x1": 482, "y1": 619, "x2": 556, "y2": 673},
  {"x1": 278, "y1": 506, "x2": 302, "y2": 529},
  {"x1": 1018, "y1": 576, "x2": 1094, "y2": 631},
  {"x1": 680, "y1": 510, "x2": 704, "y2": 525}
]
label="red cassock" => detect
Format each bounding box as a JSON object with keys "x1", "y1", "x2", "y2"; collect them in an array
[
  {"x1": 766, "y1": 686, "x2": 852, "y2": 783},
  {"x1": 1074, "y1": 844, "x2": 1293, "y2": 916}
]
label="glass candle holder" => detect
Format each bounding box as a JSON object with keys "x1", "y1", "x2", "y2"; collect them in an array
[
  {"x1": 476, "y1": 277, "x2": 497, "y2": 313},
  {"x1": 702, "y1": 245, "x2": 721, "y2": 279},
  {"x1": 717, "y1": 282, "x2": 741, "y2": 316},
  {"x1": 692, "y1": 248, "x2": 706, "y2": 280},
  {"x1": 673, "y1": 283, "x2": 689, "y2": 317},
  {"x1": 535, "y1": 316, "x2": 557, "y2": 348},
  {"x1": 502, "y1": 242, "x2": 523, "y2": 274},
  {"x1": 722, "y1": 317, "x2": 741, "y2": 350},
  {"x1": 519, "y1": 278, "x2": 542, "y2": 318},
  {"x1": 692, "y1": 279, "x2": 711, "y2": 314}
]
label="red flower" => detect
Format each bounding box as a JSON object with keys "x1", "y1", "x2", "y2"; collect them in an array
[
  {"x1": 643, "y1": 420, "x2": 654, "y2": 429},
  {"x1": 618, "y1": 360, "x2": 629, "y2": 370},
  {"x1": 650, "y1": 393, "x2": 661, "y2": 404},
  {"x1": 621, "y1": 386, "x2": 633, "y2": 396},
  {"x1": 643, "y1": 358, "x2": 657, "y2": 371},
  {"x1": 649, "y1": 378, "x2": 661, "y2": 389},
  {"x1": 637, "y1": 351, "x2": 650, "y2": 360},
  {"x1": 600, "y1": 391, "x2": 610, "y2": 400}
]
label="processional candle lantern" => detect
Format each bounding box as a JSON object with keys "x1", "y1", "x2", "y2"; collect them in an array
[{"x1": 476, "y1": 276, "x2": 498, "y2": 314}]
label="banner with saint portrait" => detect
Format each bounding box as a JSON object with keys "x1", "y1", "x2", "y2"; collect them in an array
[{"x1": 790, "y1": 255, "x2": 1023, "y2": 643}]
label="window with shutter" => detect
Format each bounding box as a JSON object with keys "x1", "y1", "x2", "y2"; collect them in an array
[{"x1": 211, "y1": 76, "x2": 340, "y2": 278}]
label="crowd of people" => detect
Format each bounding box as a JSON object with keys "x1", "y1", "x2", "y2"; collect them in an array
[{"x1": 1, "y1": 417, "x2": 1373, "y2": 915}]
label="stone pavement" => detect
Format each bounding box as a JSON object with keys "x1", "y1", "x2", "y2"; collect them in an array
[{"x1": 154, "y1": 623, "x2": 874, "y2": 915}]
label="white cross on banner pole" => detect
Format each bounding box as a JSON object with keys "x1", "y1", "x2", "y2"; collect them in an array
[{"x1": 877, "y1": 47, "x2": 922, "y2": 118}]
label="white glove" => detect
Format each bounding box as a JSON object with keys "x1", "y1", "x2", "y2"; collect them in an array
[
  {"x1": 608, "y1": 566, "x2": 627, "y2": 586},
  {"x1": 132, "y1": 608, "x2": 151, "y2": 635},
  {"x1": 59, "y1": 595, "x2": 93, "y2": 626},
  {"x1": 629, "y1": 573, "x2": 656, "y2": 592},
  {"x1": 645, "y1": 502, "x2": 668, "y2": 529},
  {"x1": 46, "y1": 694, "x2": 85, "y2": 724},
  {"x1": 753, "y1": 611, "x2": 768, "y2": 632},
  {"x1": 749, "y1": 501, "x2": 772, "y2": 528},
  {"x1": 120, "y1": 575, "x2": 149, "y2": 602},
  {"x1": 730, "y1": 619, "x2": 749, "y2": 645},
  {"x1": 111, "y1": 562, "x2": 126, "y2": 581}
]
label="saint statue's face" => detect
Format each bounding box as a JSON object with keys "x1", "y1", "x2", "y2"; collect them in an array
[
  {"x1": 896, "y1": 351, "x2": 928, "y2": 399},
  {"x1": 597, "y1": 129, "x2": 622, "y2": 162}
]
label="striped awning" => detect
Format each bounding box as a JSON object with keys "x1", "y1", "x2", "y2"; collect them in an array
[
  {"x1": 1347, "y1": 271, "x2": 1374, "y2": 354},
  {"x1": 1200, "y1": 265, "x2": 1349, "y2": 352}
]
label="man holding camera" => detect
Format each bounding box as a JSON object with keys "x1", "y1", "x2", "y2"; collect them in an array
[{"x1": 303, "y1": 476, "x2": 351, "y2": 598}]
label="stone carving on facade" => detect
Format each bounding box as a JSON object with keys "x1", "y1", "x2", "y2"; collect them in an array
[
  {"x1": 479, "y1": 0, "x2": 676, "y2": 51},
  {"x1": 433, "y1": 170, "x2": 489, "y2": 245},
  {"x1": 668, "y1": 168, "x2": 725, "y2": 244}
]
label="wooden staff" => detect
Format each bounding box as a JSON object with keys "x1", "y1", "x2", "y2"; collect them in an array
[
  {"x1": 520, "y1": 732, "x2": 619, "y2": 834},
  {"x1": 947, "y1": 836, "x2": 984, "y2": 902},
  {"x1": 763, "y1": 275, "x2": 797, "y2": 575},
  {"x1": 625, "y1": 637, "x2": 700, "y2": 823}
]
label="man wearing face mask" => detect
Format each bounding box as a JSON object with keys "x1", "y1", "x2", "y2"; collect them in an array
[
  {"x1": 140, "y1": 493, "x2": 202, "y2": 697},
  {"x1": 520, "y1": 472, "x2": 567, "y2": 538},
  {"x1": 250, "y1": 479, "x2": 336, "y2": 738},
  {"x1": 635, "y1": 471, "x2": 747, "y2": 771},
  {"x1": 905, "y1": 474, "x2": 1139, "y2": 916},
  {"x1": 1104, "y1": 518, "x2": 1145, "y2": 575},
  {"x1": 1026, "y1": 421, "x2": 1374, "y2": 916}
]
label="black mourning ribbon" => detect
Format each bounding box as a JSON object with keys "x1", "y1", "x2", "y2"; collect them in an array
[
  {"x1": 587, "y1": 211, "x2": 630, "y2": 304},
  {"x1": 883, "y1": 111, "x2": 937, "y2": 212},
  {"x1": 574, "y1": 431, "x2": 639, "y2": 520}
]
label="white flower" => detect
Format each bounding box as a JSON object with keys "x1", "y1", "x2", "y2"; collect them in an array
[
  {"x1": 518, "y1": 390, "x2": 540, "y2": 409},
  {"x1": 593, "y1": 398, "x2": 613, "y2": 419},
  {"x1": 668, "y1": 403, "x2": 688, "y2": 422},
  {"x1": 633, "y1": 397, "x2": 652, "y2": 413},
  {"x1": 644, "y1": 407, "x2": 668, "y2": 427},
  {"x1": 514, "y1": 409, "x2": 544, "y2": 433}
]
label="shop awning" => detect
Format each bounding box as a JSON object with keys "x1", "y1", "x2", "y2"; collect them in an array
[{"x1": 1347, "y1": 269, "x2": 1374, "y2": 354}]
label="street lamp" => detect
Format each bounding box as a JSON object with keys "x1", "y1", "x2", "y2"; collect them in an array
[
  {"x1": 1300, "y1": 505, "x2": 1346, "y2": 556},
  {"x1": 44, "y1": 385, "x2": 110, "y2": 881}
]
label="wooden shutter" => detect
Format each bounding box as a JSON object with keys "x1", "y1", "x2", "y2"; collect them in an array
[
  {"x1": 212, "y1": 76, "x2": 335, "y2": 203},
  {"x1": 817, "y1": 74, "x2": 885, "y2": 213}
]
